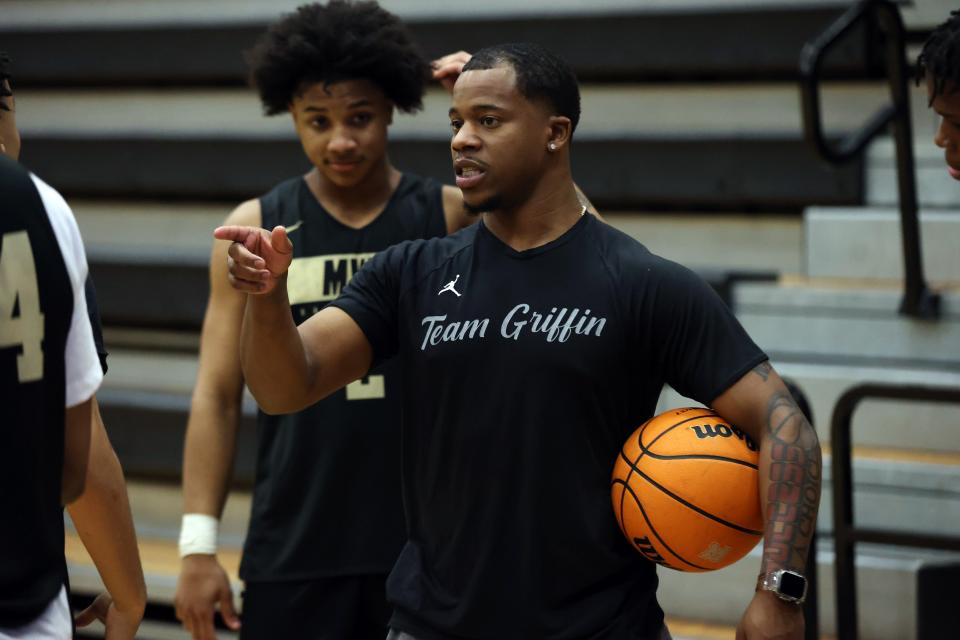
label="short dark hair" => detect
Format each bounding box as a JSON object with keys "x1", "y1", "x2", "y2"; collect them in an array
[
  {"x1": 462, "y1": 42, "x2": 581, "y2": 133},
  {"x1": 0, "y1": 51, "x2": 12, "y2": 112},
  {"x1": 246, "y1": 0, "x2": 431, "y2": 116},
  {"x1": 917, "y1": 10, "x2": 960, "y2": 100}
]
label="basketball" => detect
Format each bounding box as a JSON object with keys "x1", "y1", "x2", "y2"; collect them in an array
[{"x1": 611, "y1": 407, "x2": 763, "y2": 572}]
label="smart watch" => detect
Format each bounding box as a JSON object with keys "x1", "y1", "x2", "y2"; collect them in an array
[{"x1": 757, "y1": 570, "x2": 808, "y2": 604}]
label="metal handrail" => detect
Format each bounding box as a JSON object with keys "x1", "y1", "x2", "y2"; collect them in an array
[
  {"x1": 830, "y1": 383, "x2": 960, "y2": 639},
  {"x1": 800, "y1": 0, "x2": 940, "y2": 320}
]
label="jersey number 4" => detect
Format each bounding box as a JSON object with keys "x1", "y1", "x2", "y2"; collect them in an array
[{"x1": 0, "y1": 231, "x2": 45, "y2": 383}]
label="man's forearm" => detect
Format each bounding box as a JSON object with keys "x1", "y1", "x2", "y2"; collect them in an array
[
  {"x1": 182, "y1": 398, "x2": 241, "y2": 517},
  {"x1": 241, "y1": 279, "x2": 315, "y2": 413},
  {"x1": 67, "y1": 398, "x2": 146, "y2": 616},
  {"x1": 758, "y1": 371, "x2": 822, "y2": 574}
]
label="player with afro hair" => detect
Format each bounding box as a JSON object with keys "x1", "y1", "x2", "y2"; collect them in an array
[{"x1": 174, "y1": 3, "x2": 475, "y2": 640}]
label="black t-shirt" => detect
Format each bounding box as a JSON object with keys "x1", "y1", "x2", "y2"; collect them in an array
[
  {"x1": 330, "y1": 214, "x2": 767, "y2": 639},
  {"x1": 0, "y1": 157, "x2": 73, "y2": 626},
  {"x1": 240, "y1": 173, "x2": 447, "y2": 581}
]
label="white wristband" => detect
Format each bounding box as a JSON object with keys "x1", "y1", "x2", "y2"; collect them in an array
[{"x1": 179, "y1": 514, "x2": 219, "y2": 557}]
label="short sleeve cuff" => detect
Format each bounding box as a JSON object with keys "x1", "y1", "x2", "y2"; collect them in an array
[{"x1": 328, "y1": 297, "x2": 395, "y2": 367}]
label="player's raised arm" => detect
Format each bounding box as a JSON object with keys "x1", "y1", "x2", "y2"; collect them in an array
[{"x1": 213, "y1": 225, "x2": 374, "y2": 414}]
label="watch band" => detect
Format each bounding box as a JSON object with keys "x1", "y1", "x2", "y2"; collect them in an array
[{"x1": 756, "y1": 570, "x2": 808, "y2": 604}]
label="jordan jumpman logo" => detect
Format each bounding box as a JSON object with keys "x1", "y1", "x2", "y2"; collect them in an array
[{"x1": 438, "y1": 274, "x2": 462, "y2": 297}]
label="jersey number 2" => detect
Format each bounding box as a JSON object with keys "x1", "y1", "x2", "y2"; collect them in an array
[
  {"x1": 0, "y1": 231, "x2": 45, "y2": 382},
  {"x1": 346, "y1": 375, "x2": 385, "y2": 400}
]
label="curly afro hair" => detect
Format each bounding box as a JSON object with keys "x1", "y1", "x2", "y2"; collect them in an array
[
  {"x1": 917, "y1": 10, "x2": 960, "y2": 100},
  {"x1": 246, "y1": 1, "x2": 431, "y2": 116},
  {"x1": 0, "y1": 52, "x2": 12, "y2": 112}
]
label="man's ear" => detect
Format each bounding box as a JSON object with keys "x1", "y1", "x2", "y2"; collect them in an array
[{"x1": 546, "y1": 116, "x2": 573, "y2": 152}]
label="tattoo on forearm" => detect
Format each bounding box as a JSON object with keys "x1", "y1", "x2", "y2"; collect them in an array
[
  {"x1": 762, "y1": 390, "x2": 822, "y2": 574},
  {"x1": 752, "y1": 361, "x2": 773, "y2": 382}
]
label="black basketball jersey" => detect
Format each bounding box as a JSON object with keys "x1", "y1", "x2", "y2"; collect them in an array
[
  {"x1": 240, "y1": 173, "x2": 447, "y2": 581},
  {"x1": 0, "y1": 156, "x2": 74, "y2": 626}
]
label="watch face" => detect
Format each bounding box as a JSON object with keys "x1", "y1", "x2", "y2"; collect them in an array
[{"x1": 779, "y1": 571, "x2": 807, "y2": 599}]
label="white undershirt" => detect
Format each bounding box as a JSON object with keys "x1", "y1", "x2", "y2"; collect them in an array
[
  {"x1": 28, "y1": 173, "x2": 102, "y2": 407},
  {"x1": 0, "y1": 586, "x2": 70, "y2": 639}
]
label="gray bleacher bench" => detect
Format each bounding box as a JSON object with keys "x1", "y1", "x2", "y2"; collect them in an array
[{"x1": 2, "y1": 2, "x2": 881, "y2": 86}]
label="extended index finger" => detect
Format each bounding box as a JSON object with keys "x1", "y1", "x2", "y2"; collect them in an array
[{"x1": 214, "y1": 225, "x2": 259, "y2": 244}]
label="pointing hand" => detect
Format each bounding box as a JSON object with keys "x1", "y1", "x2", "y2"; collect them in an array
[{"x1": 213, "y1": 225, "x2": 293, "y2": 295}]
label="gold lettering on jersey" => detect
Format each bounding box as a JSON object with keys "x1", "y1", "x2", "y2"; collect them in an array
[
  {"x1": 346, "y1": 375, "x2": 386, "y2": 400},
  {"x1": 286, "y1": 252, "x2": 376, "y2": 305},
  {"x1": 286, "y1": 252, "x2": 384, "y2": 400},
  {"x1": 0, "y1": 231, "x2": 45, "y2": 382}
]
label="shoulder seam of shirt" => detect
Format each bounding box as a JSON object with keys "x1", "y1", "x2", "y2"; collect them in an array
[{"x1": 587, "y1": 223, "x2": 630, "y2": 334}]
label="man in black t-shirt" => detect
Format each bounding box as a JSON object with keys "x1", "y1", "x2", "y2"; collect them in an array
[{"x1": 217, "y1": 43, "x2": 821, "y2": 639}]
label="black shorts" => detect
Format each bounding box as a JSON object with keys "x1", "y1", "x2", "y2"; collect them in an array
[{"x1": 239, "y1": 574, "x2": 391, "y2": 640}]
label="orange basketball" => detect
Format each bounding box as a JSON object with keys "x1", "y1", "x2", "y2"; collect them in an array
[{"x1": 611, "y1": 407, "x2": 763, "y2": 572}]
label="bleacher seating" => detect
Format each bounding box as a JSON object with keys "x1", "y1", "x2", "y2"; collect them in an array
[{"x1": 3, "y1": 0, "x2": 958, "y2": 638}]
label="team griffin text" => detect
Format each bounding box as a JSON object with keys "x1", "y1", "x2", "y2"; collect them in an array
[{"x1": 420, "y1": 305, "x2": 607, "y2": 351}]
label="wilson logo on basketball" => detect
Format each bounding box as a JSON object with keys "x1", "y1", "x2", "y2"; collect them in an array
[
  {"x1": 690, "y1": 423, "x2": 759, "y2": 452},
  {"x1": 633, "y1": 536, "x2": 675, "y2": 569}
]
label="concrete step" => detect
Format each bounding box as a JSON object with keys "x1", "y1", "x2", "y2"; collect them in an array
[
  {"x1": 819, "y1": 454, "x2": 960, "y2": 536},
  {"x1": 775, "y1": 361, "x2": 960, "y2": 452},
  {"x1": 658, "y1": 539, "x2": 960, "y2": 640},
  {"x1": 900, "y1": 0, "x2": 960, "y2": 30},
  {"x1": 867, "y1": 138, "x2": 960, "y2": 210},
  {"x1": 1, "y1": 1, "x2": 871, "y2": 85},
  {"x1": 71, "y1": 200, "x2": 804, "y2": 277},
  {"x1": 100, "y1": 347, "x2": 960, "y2": 482},
  {"x1": 803, "y1": 206, "x2": 960, "y2": 283},
  {"x1": 14, "y1": 83, "x2": 881, "y2": 209},
  {"x1": 20, "y1": 129, "x2": 857, "y2": 211},
  {"x1": 73, "y1": 200, "x2": 228, "y2": 266},
  {"x1": 603, "y1": 212, "x2": 802, "y2": 274},
  {"x1": 75, "y1": 202, "x2": 789, "y2": 330},
  {"x1": 99, "y1": 450, "x2": 960, "y2": 551},
  {"x1": 657, "y1": 360, "x2": 960, "y2": 452},
  {"x1": 732, "y1": 282, "x2": 960, "y2": 369},
  {"x1": 17, "y1": 83, "x2": 924, "y2": 139},
  {"x1": 0, "y1": 0, "x2": 862, "y2": 28}
]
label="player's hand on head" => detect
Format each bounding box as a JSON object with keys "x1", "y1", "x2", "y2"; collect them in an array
[
  {"x1": 74, "y1": 591, "x2": 143, "y2": 640},
  {"x1": 174, "y1": 554, "x2": 241, "y2": 640},
  {"x1": 431, "y1": 50, "x2": 472, "y2": 93},
  {"x1": 214, "y1": 224, "x2": 292, "y2": 295}
]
